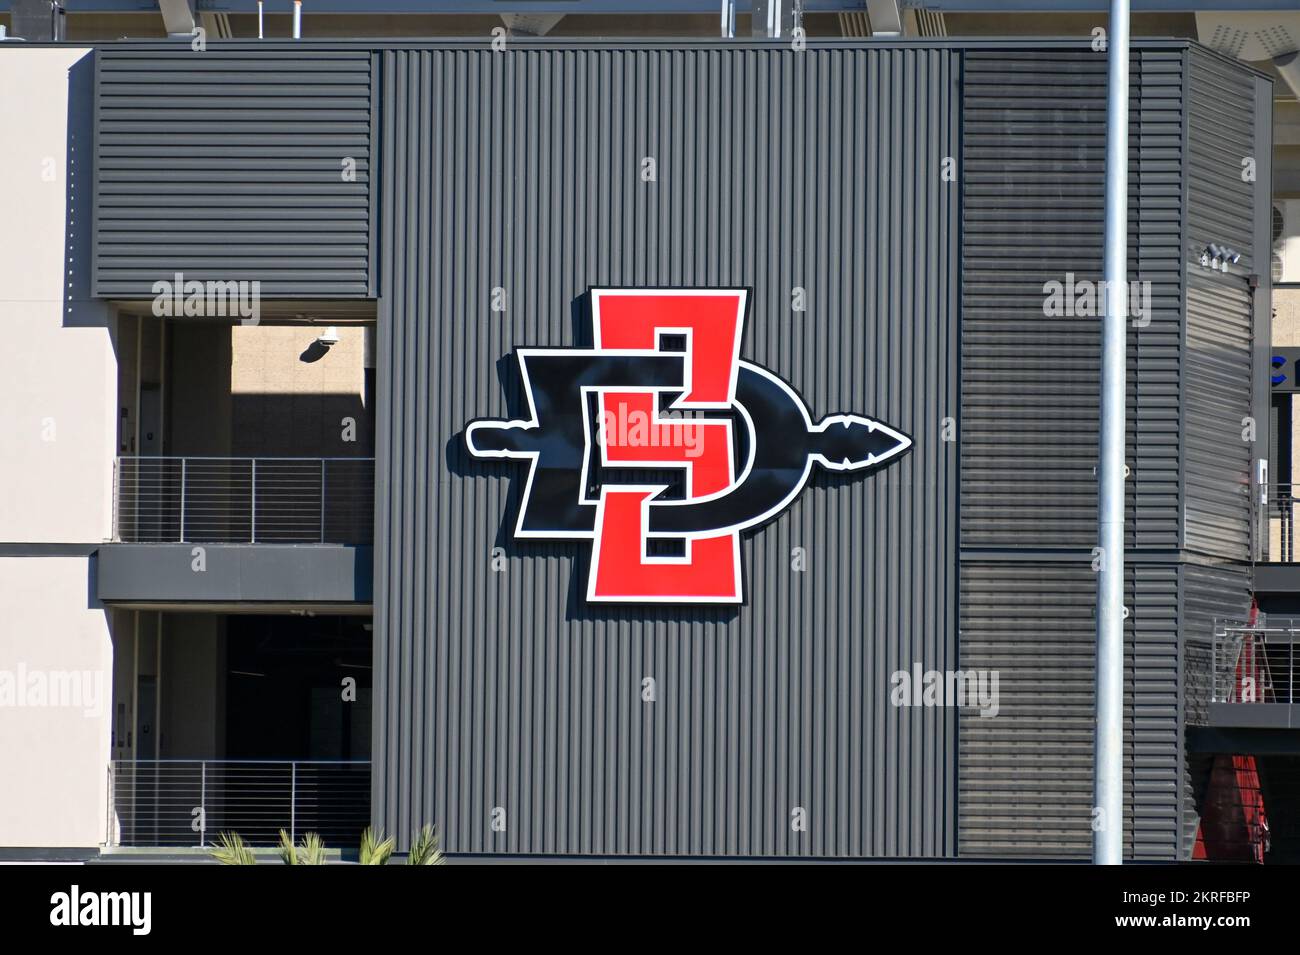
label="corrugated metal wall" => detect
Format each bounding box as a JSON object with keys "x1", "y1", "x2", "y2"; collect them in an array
[
  {"x1": 1182, "y1": 47, "x2": 1257, "y2": 561},
  {"x1": 957, "y1": 561, "x2": 1182, "y2": 859},
  {"x1": 372, "y1": 45, "x2": 960, "y2": 856},
  {"x1": 960, "y1": 49, "x2": 1185, "y2": 551},
  {"x1": 1183, "y1": 276, "x2": 1253, "y2": 558},
  {"x1": 1186, "y1": 49, "x2": 1257, "y2": 275},
  {"x1": 1176, "y1": 50, "x2": 1260, "y2": 857},
  {"x1": 93, "y1": 48, "x2": 375, "y2": 298},
  {"x1": 958, "y1": 48, "x2": 1258, "y2": 860},
  {"x1": 959, "y1": 49, "x2": 1185, "y2": 859}
]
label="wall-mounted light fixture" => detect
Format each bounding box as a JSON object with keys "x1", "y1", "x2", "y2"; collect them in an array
[{"x1": 1199, "y1": 244, "x2": 1241, "y2": 273}]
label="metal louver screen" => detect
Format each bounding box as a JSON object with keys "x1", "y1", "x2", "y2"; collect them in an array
[{"x1": 93, "y1": 48, "x2": 375, "y2": 298}]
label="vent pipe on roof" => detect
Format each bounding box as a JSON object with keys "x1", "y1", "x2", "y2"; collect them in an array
[
  {"x1": 720, "y1": 0, "x2": 735, "y2": 38},
  {"x1": 293, "y1": 0, "x2": 302, "y2": 39},
  {"x1": 258, "y1": 1, "x2": 264, "y2": 39}
]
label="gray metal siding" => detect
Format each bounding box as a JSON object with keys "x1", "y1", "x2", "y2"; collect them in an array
[
  {"x1": 1185, "y1": 48, "x2": 1256, "y2": 273},
  {"x1": 1182, "y1": 276, "x2": 1254, "y2": 558},
  {"x1": 95, "y1": 543, "x2": 373, "y2": 604},
  {"x1": 92, "y1": 49, "x2": 375, "y2": 298},
  {"x1": 958, "y1": 561, "x2": 1181, "y2": 860},
  {"x1": 1181, "y1": 47, "x2": 1257, "y2": 561},
  {"x1": 958, "y1": 562, "x2": 1097, "y2": 858},
  {"x1": 1131, "y1": 563, "x2": 1182, "y2": 860},
  {"x1": 956, "y1": 47, "x2": 1260, "y2": 862},
  {"x1": 960, "y1": 50, "x2": 1185, "y2": 551},
  {"x1": 372, "y1": 45, "x2": 960, "y2": 856}
]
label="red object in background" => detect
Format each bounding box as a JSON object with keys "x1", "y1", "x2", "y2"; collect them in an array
[
  {"x1": 1194, "y1": 755, "x2": 1269, "y2": 863},
  {"x1": 1233, "y1": 599, "x2": 1267, "y2": 704},
  {"x1": 1193, "y1": 601, "x2": 1269, "y2": 863}
]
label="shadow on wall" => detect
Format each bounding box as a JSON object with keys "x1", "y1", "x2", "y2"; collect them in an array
[
  {"x1": 63, "y1": 51, "x2": 102, "y2": 332},
  {"x1": 162, "y1": 323, "x2": 375, "y2": 457},
  {"x1": 232, "y1": 393, "x2": 374, "y2": 458}
]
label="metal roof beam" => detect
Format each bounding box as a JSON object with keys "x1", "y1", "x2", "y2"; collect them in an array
[{"x1": 156, "y1": 0, "x2": 195, "y2": 37}]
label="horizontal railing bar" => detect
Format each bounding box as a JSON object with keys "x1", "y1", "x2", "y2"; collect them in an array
[
  {"x1": 113, "y1": 455, "x2": 373, "y2": 545},
  {"x1": 119, "y1": 459, "x2": 374, "y2": 467},
  {"x1": 112, "y1": 764, "x2": 371, "y2": 769}
]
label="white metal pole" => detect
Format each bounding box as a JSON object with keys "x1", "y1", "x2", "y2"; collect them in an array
[
  {"x1": 257, "y1": 1, "x2": 264, "y2": 40},
  {"x1": 720, "y1": 0, "x2": 735, "y2": 38},
  {"x1": 1095, "y1": 0, "x2": 1130, "y2": 866},
  {"x1": 293, "y1": 0, "x2": 302, "y2": 39}
]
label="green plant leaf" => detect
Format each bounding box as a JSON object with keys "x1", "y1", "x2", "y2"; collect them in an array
[
  {"x1": 299, "y1": 831, "x2": 326, "y2": 865},
  {"x1": 359, "y1": 826, "x2": 395, "y2": 865},
  {"x1": 407, "y1": 824, "x2": 445, "y2": 865},
  {"x1": 211, "y1": 831, "x2": 257, "y2": 866},
  {"x1": 277, "y1": 829, "x2": 298, "y2": 865}
]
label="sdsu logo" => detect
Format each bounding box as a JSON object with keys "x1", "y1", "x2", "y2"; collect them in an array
[{"x1": 466, "y1": 289, "x2": 911, "y2": 604}]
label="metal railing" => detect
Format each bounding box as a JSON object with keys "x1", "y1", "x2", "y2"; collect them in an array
[
  {"x1": 1212, "y1": 624, "x2": 1300, "y2": 705},
  {"x1": 113, "y1": 456, "x2": 374, "y2": 544},
  {"x1": 108, "y1": 760, "x2": 371, "y2": 848}
]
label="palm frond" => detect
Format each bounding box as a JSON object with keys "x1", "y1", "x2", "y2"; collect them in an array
[
  {"x1": 299, "y1": 831, "x2": 327, "y2": 865},
  {"x1": 407, "y1": 824, "x2": 445, "y2": 865},
  {"x1": 211, "y1": 831, "x2": 257, "y2": 865},
  {"x1": 277, "y1": 829, "x2": 298, "y2": 865},
  {"x1": 359, "y1": 826, "x2": 395, "y2": 865}
]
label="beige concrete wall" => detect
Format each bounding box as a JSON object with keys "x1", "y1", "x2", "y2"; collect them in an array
[
  {"x1": 0, "y1": 300, "x2": 116, "y2": 542},
  {"x1": 0, "y1": 557, "x2": 112, "y2": 847},
  {"x1": 0, "y1": 48, "x2": 115, "y2": 544},
  {"x1": 1274, "y1": 287, "x2": 1300, "y2": 347},
  {"x1": 0, "y1": 48, "x2": 115, "y2": 850},
  {"x1": 230, "y1": 325, "x2": 373, "y2": 457}
]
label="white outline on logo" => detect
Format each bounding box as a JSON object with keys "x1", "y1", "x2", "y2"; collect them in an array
[{"x1": 464, "y1": 288, "x2": 913, "y2": 604}]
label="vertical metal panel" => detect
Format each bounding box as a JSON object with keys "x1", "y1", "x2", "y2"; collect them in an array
[
  {"x1": 373, "y1": 44, "x2": 960, "y2": 857},
  {"x1": 960, "y1": 50, "x2": 1185, "y2": 551},
  {"x1": 1181, "y1": 47, "x2": 1257, "y2": 561},
  {"x1": 1130, "y1": 563, "x2": 1182, "y2": 860},
  {"x1": 957, "y1": 560, "x2": 1181, "y2": 860},
  {"x1": 1185, "y1": 48, "x2": 1256, "y2": 271},
  {"x1": 958, "y1": 562, "x2": 1099, "y2": 858},
  {"x1": 1182, "y1": 275, "x2": 1253, "y2": 558},
  {"x1": 92, "y1": 48, "x2": 374, "y2": 298},
  {"x1": 957, "y1": 46, "x2": 1258, "y2": 862}
]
